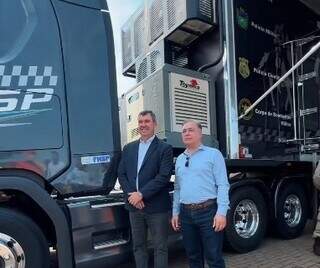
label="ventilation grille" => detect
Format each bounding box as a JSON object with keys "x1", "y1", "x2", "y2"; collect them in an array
[
  {"x1": 121, "y1": 27, "x2": 133, "y2": 69},
  {"x1": 137, "y1": 57, "x2": 148, "y2": 83},
  {"x1": 199, "y1": 0, "x2": 213, "y2": 19},
  {"x1": 173, "y1": 88, "x2": 209, "y2": 128},
  {"x1": 170, "y1": 73, "x2": 210, "y2": 135},
  {"x1": 172, "y1": 49, "x2": 188, "y2": 67},
  {"x1": 150, "y1": 49, "x2": 162, "y2": 73},
  {"x1": 149, "y1": 0, "x2": 164, "y2": 44},
  {"x1": 131, "y1": 127, "x2": 139, "y2": 139},
  {"x1": 167, "y1": 0, "x2": 178, "y2": 30},
  {"x1": 134, "y1": 10, "x2": 145, "y2": 58},
  {"x1": 136, "y1": 42, "x2": 164, "y2": 83}
]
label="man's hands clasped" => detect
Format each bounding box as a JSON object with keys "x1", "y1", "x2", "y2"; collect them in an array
[{"x1": 128, "y1": 192, "x2": 145, "y2": 209}]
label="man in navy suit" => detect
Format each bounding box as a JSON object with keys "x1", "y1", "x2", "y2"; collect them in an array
[{"x1": 118, "y1": 110, "x2": 173, "y2": 268}]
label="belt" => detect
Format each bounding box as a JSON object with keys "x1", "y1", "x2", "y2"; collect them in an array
[{"x1": 182, "y1": 199, "x2": 216, "y2": 210}]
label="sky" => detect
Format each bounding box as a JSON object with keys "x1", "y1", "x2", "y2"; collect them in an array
[{"x1": 107, "y1": 0, "x2": 143, "y2": 97}]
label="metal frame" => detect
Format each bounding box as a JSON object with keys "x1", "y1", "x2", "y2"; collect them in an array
[{"x1": 222, "y1": 0, "x2": 239, "y2": 159}]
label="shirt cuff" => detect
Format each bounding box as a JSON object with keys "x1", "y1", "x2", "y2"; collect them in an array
[
  {"x1": 216, "y1": 205, "x2": 228, "y2": 216},
  {"x1": 172, "y1": 206, "x2": 180, "y2": 216}
]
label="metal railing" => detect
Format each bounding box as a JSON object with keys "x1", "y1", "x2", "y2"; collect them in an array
[{"x1": 238, "y1": 39, "x2": 320, "y2": 149}]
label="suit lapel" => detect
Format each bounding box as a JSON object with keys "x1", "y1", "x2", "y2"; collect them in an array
[
  {"x1": 132, "y1": 140, "x2": 140, "y2": 173},
  {"x1": 139, "y1": 136, "x2": 159, "y2": 173}
]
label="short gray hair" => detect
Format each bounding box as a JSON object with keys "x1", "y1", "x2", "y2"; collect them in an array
[{"x1": 182, "y1": 119, "x2": 202, "y2": 130}]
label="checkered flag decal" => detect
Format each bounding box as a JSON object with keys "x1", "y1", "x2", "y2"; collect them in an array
[
  {"x1": 0, "y1": 65, "x2": 58, "y2": 87},
  {"x1": 239, "y1": 125, "x2": 292, "y2": 143}
]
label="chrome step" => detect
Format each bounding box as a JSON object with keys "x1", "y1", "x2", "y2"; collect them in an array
[
  {"x1": 91, "y1": 201, "x2": 125, "y2": 209},
  {"x1": 94, "y1": 238, "x2": 129, "y2": 250}
]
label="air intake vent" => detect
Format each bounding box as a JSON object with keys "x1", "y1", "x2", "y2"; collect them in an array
[
  {"x1": 136, "y1": 41, "x2": 165, "y2": 82},
  {"x1": 134, "y1": 10, "x2": 146, "y2": 58},
  {"x1": 172, "y1": 47, "x2": 188, "y2": 67},
  {"x1": 121, "y1": 27, "x2": 133, "y2": 70},
  {"x1": 174, "y1": 89, "x2": 209, "y2": 127},
  {"x1": 137, "y1": 57, "x2": 148, "y2": 82},
  {"x1": 172, "y1": 54, "x2": 188, "y2": 67},
  {"x1": 199, "y1": 0, "x2": 213, "y2": 19},
  {"x1": 166, "y1": 0, "x2": 185, "y2": 31},
  {"x1": 150, "y1": 49, "x2": 162, "y2": 73},
  {"x1": 149, "y1": 0, "x2": 164, "y2": 44},
  {"x1": 170, "y1": 72, "x2": 210, "y2": 135},
  {"x1": 131, "y1": 127, "x2": 139, "y2": 139}
]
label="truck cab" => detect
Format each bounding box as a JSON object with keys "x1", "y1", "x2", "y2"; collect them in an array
[{"x1": 0, "y1": 1, "x2": 125, "y2": 267}]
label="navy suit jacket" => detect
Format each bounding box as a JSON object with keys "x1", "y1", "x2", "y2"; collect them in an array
[{"x1": 118, "y1": 136, "x2": 173, "y2": 213}]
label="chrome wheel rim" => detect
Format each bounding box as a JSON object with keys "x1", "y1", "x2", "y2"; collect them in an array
[
  {"x1": 283, "y1": 194, "x2": 302, "y2": 227},
  {"x1": 0, "y1": 233, "x2": 25, "y2": 268},
  {"x1": 233, "y1": 199, "x2": 259, "y2": 238}
]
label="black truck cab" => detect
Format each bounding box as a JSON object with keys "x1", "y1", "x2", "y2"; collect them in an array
[{"x1": 0, "y1": 1, "x2": 123, "y2": 267}]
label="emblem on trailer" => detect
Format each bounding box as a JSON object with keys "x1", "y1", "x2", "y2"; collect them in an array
[
  {"x1": 239, "y1": 98, "x2": 253, "y2": 120},
  {"x1": 180, "y1": 79, "x2": 200, "y2": 90},
  {"x1": 237, "y1": 7, "x2": 249, "y2": 30},
  {"x1": 239, "y1": 57, "x2": 250, "y2": 79}
]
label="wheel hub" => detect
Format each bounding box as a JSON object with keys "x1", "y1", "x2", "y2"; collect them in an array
[
  {"x1": 283, "y1": 194, "x2": 302, "y2": 227},
  {"x1": 233, "y1": 199, "x2": 259, "y2": 238},
  {"x1": 0, "y1": 233, "x2": 25, "y2": 268}
]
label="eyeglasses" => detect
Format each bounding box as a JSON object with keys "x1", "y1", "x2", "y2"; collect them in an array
[{"x1": 185, "y1": 156, "x2": 190, "y2": 167}]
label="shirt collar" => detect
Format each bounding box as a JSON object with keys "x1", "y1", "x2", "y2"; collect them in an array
[
  {"x1": 184, "y1": 144, "x2": 205, "y2": 156},
  {"x1": 140, "y1": 135, "x2": 155, "y2": 144}
]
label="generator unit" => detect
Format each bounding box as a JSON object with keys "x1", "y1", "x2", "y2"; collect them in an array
[
  {"x1": 162, "y1": 0, "x2": 217, "y2": 46},
  {"x1": 124, "y1": 64, "x2": 217, "y2": 147},
  {"x1": 121, "y1": 0, "x2": 217, "y2": 77}
]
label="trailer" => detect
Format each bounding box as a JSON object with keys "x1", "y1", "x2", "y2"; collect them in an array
[{"x1": 120, "y1": 0, "x2": 320, "y2": 253}]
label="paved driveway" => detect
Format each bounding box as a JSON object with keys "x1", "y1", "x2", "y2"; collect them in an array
[{"x1": 118, "y1": 221, "x2": 320, "y2": 268}]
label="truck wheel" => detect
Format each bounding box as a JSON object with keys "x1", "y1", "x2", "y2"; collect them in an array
[
  {"x1": 225, "y1": 187, "x2": 267, "y2": 253},
  {"x1": 275, "y1": 183, "x2": 308, "y2": 239},
  {"x1": 0, "y1": 208, "x2": 49, "y2": 268}
]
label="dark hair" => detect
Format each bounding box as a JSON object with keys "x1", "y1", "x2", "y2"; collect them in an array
[
  {"x1": 138, "y1": 110, "x2": 157, "y2": 122},
  {"x1": 182, "y1": 119, "x2": 202, "y2": 130}
]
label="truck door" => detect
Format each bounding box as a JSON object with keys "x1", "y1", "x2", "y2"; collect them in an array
[
  {"x1": 49, "y1": 0, "x2": 121, "y2": 197},
  {"x1": 0, "y1": 0, "x2": 68, "y2": 178}
]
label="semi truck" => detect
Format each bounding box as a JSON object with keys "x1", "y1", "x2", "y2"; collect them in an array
[{"x1": 0, "y1": 0, "x2": 319, "y2": 268}]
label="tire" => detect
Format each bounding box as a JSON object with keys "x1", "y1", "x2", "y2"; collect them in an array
[
  {"x1": 275, "y1": 183, "x2": 308, "y2": 239},
  {"x1": 225, "y1": 187, "x2": 267, "y2": 253},
  {"x1": 0, "y1": 208, "x2": 50, "y2": 268}
]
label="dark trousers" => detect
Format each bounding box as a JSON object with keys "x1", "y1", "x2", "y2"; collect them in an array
[
  {"x1": 180, "y1": 203, "x2": 225, "y2": 268},
  {"x1": 129, "y1": 211, "x2": 169, "y2": 268}
]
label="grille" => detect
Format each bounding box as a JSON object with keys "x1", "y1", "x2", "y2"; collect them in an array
[
  {"x1": 121, "y1": 27, "x2": 133, "y2": 69},
  {"x1": 173, "y1": 87, "x2": 209, "y2": 128},
  {"x1": 131, "y1": 127, "x2": 139, "y2": 139},
  {"x1": 149, "y1": 0, "x2": 164, "y2": 44},
  {"x1": 199, "y1": 0, "x2": 213, "y2": 19},
  {"x1": 172, "y1": 52, "x2": 188, "y2": 67},
  {"x1": 134, "y1": 10, "x2": 145, "y2": 58},
  {"x1": 166, "y1": 0, "x2": 178, "y2": 30},
  {"x1": 136, "y1": 57, "x2": 148, "y2": 82},
  {"x1": 150, "y1": 49, "x2": 162, "y2": 74}
]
